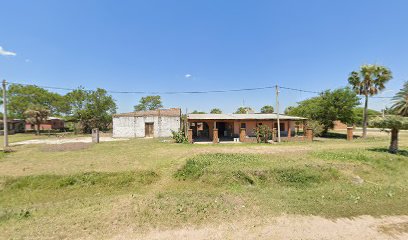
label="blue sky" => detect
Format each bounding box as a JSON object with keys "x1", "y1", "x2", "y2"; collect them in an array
[{"x1": 0, "y1": 0, "x2": 407, "y2": 114}]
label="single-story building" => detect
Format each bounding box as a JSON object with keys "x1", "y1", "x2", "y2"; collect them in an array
[
  {"x1": 187, "y1": 113, "x2": 307, "y2": 142},
  {"x1": 113, "y1": 108, "x2": 181, "y2": 138},
  {"x1": 25, "y1": 117, "x2": 65, "y2": 131},
  {"x1": 0, "y1": 119, "x2": 26, "y2": 135}
]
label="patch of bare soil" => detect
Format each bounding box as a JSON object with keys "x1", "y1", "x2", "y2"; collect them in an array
[
  {"x1": 41, "y1": 142, "x2": 92, "y2": 152},
  {"x1": 111, "y1": 215, "x2": 408, "y2": 240}
]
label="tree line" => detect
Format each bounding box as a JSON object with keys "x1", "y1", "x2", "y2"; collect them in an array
[{"x1": 2, "y1": 84, "x2": 117, "y2": 133}]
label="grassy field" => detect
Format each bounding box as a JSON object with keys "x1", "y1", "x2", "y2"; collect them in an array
[{"x1": 0, "y1": 131, "x2": 407, "y2": 239}]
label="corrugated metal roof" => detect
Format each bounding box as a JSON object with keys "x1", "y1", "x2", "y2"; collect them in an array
[
  {"x1": 113, "y1": 108, "x2": 181, "y2": 117},
  {"x1": 187, "y1": 113, "x2": 306, "y2": 120}
]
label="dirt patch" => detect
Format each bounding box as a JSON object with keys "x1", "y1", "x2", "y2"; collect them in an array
[
  {"x1": 41, "y1": 142, "x2": 92, "y2": 152},
  {"x1": 113, "y1": 215, "x2": 408, "y2": 240},
  {"x1": 10, "y1": 137, "x2": 128, "y2": 146},
  {"x1": 379, "y1": 221, "x2": 408, "y2": 236}
]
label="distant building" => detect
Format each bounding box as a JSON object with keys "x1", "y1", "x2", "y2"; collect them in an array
[
  {"x1": 0, "y1": 119, "x2": 26, "y2": 134},
  {"x1": 113, "y1": 108, "x2": 181, "y2": 138},
  {"x1": 25, "y1": 117, "x2": 65, "y2": 131}
]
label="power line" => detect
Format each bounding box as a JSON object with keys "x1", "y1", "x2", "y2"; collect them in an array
[{"x1": 5, "y1": 81, "x2": 395, "y2": 99}]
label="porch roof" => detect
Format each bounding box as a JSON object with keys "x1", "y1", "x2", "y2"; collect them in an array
[{"x1": 187, "y1": 113, "x2": 307, "y2": 121}]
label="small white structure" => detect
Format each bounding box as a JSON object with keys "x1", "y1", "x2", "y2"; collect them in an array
[{"x1": 113, "y1": 108, "x2": 181, "y2": 138}]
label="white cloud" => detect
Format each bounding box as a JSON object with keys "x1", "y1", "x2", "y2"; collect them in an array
[
  {"x1": 0, "y1": 46, "x2": 16, "y2": 56},
  {"x1": 185, "y1": 74, "x2": 192, "y2": 79}
]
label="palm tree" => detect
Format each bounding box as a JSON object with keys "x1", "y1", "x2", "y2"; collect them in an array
[
  {"x1": 391, "y1": 81, "x2": 408, "y2": 117},
  {"x1": 370, "y1": 116, "x2": 408, "y2": 154},
  {"x1": 348, "y1": 64, "x2": 392, "y2": 138}
]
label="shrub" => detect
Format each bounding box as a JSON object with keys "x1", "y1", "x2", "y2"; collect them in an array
[
  {"x1": 171, "y1": 130, "x2": 188, "y2": 143},
  {"x1": 306, "y1": 120, "x2": 325, "y2": 137},
  {"x1": 254, "y1": 125, "x2": 272, "y2": 143}
]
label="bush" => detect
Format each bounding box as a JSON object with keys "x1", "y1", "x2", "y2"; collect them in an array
[
  {"x1": 306, "y1": 120, "x2": 325, "y2": 137},
  {"x1": 254, "y1": 125, "x2": 272, "y2": 143},
  {"x1": 171, "y1": 130, "x2": 188, "y2": 143}
]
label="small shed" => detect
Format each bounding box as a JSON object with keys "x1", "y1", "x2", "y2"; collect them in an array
[{"x1": 112, "y1": 108, "x2": 181, "y2": 138}]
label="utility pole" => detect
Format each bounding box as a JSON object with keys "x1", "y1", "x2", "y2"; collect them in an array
[
  {"x1": 2, "y1": 80, "x2": 8, "y2": 149},
  {"x1": 275, "y1": 85, "x2": 281, "y2": 142}
]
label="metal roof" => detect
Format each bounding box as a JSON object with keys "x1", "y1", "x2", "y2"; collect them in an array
[
  {"x1": 113, "y1": 108, "x2": 181, "y2": 118},
  {"x1": 187, "y1": 113, "x2": 307, "y2": 120}
]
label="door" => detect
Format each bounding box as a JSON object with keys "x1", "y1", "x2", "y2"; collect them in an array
[{"x1": 145, "y1": 123, "x2": 154, "y2": 137}]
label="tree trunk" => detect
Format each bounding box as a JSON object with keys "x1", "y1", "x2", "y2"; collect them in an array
[
  {"x1": 389, "y1": 128, "x2": 399, "y2": 154},
  {"x1": 36, "y1": 123, "x2": 40, "y2": 135},
  {"x1": 362, "y1": 95, "x2": 368, "y2": 138}
]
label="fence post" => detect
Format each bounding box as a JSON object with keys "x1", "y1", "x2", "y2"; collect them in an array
[
  {"x1": 92, "y1": 128, "x2": 100, "y2": 143},
  {"x1": 306, "y1": 128, "x2": 313, "y2": 141},
  {"x1": 347, "y1": 127, "x2": 353, "y2": 141},
  {"x1": 239, "y1": 128, "x2": 246, "y2": 142}
]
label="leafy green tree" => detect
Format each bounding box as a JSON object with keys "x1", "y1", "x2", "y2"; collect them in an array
[
  {"x1": 391, "y1": 81, "x2": 408, "y2": 116},
  {"x1": 260, "y1": 105, "x2": 274, "y2": 113},
  {"x1": 234, "y1": 107, "x2": 253, "y2": 114},
  {"x1": 370, "y1": 116, "x2": 408, "y2": 154},
  {"x1": 353, "y1": 107, "x2": 381, "y2": 126},
  {"x1": 24, "y1": 106, "x2": 50, "y2": 135},
  {"x1": 66, "y1": 88, "x2": 116, "y2": 133},
  {"x1": 284, "y1": 106, "x2": 295, "y2": 115},
  {"x1": 210, "y1": 108, "x2": 222, "y2": 114},
  {"x1": 134, "y1": 95, "x2": 163, "y2": 111},
  {"x1": 288, "y1": 88, "x2": 359, "y2": 133},
  {"x1": 191, "y1": 110, "x2": 206, "y2": 114},
  {"x1": 348, "y1": 64, "x2": 393, "y2": 138},
  {"x1": 6, "y1": 84, "x2": 69, "y2": 118}
]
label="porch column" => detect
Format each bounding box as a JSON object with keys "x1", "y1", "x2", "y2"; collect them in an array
[
  {"x1": 188, "y1": 129, "x2": 193, "y2": 143},
  {"x1": 213, "y1": 128, "x2": 219, "y2": 144},
  {"x1": 347, "y1": 127, "x2": 353, "y2": 141},
  {"x1": 288, "y1": 127, "x2": 292, "y2": 140},
  {"x1": 239, "y1": 128, "x2": 246, "y2": 142}
]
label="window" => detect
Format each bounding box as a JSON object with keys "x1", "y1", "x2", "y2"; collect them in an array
[
  {"x1": 240, "y1": 123, "x2": 246, "y2": 129},
  {"x1": 273, "y1": 123, "x2": 285, "y2": 131},
  {"x1": 258, "y1": 123, "x2": 263, "y2": 126}
]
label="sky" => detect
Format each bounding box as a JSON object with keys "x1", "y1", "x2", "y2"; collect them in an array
[{"x1": 0, "y1": 0, "x2": 407, "y2": 114}]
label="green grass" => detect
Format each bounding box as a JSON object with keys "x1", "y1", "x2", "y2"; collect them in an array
[{"x1": 0, "y1": 132, "x2": 407, "y2": 238}]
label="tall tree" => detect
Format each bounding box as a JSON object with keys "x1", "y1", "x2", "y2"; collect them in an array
[
  {"x1": 6, "y1": 84, "x2": 69, "y2": 118},
  {"x1": 66, "y1": 88, "x2": 116, "y2": 133},
  {"x1": 260, "y1": 105, "x2": 274, "y2": 113},
  {"x1": 134, "y1": 95, "x2": 163, "y2": 111},
  {"x1": 24, "y1": 106, "x2": 50, "y2": 135},
  {"x1": 210, "y1": 108, "x2": 222, "y2": 114},
  {"x1": 235, "y1": 107, "x2": 253, "y2": 114},
  {"x1": 348, "y1": 64, "x2": 392, "y2": 138},
  {"x1": 370, "y1": 116, "x2": 408, "y2": 154},
  {"x1": 391, "y1": 81, "x2": 408, "y2": 116},
  {"x1": 288, "y1": 88, "x2": 359, "y2": 133},
  {"x1": 352, "y1": 107, "x2": 381, "y2": 126},
  {"x1": 191, "y1": 110, "x2": 206, "y2": 114},
  {"x1": 284, "y1": 106, "x2": 295, "y2": 115}
]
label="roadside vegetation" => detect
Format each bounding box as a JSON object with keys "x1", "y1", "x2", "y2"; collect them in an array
[{"x1": 0, "y1": 131, "x2": 407, "y2": 238}]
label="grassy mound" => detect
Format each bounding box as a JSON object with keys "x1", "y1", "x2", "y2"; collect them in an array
[{"x1": 175, "y1": 153, "x2": 340, "y2": 187}]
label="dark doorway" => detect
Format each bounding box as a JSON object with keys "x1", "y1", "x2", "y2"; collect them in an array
[{"x1": 145, "y1": 123, "x2": 154, "y2": 137}]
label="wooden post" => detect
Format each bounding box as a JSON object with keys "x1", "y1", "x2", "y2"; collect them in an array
[
  {"x1": 347, "y1": 127, "x2": 353, "y2": 141},
  {"x1": 2, "y1": 80, "x2": 8, "y2": 149},
  {"x1": 239, "y1": 128, "x2": 246, "y2": 142},
  {"x1": 92, "y1": 128, "x2": 100, "y2": 143},
  {"x1": 306, "y1": 128, "x2": 313, "y2": 141},
  {"x1": 213, "y1": 128, "x2": 218, "y2": 144},
  {"x1": 188, "y1": 129, "x2": 193, "y2": 143}
]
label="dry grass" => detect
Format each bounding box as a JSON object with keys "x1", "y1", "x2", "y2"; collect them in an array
[{"x1": 0, "y1": 131, "x2": 407, "y2": 239}]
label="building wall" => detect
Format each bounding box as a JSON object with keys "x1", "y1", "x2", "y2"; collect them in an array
[{"x1": 113, "y1": 115, "x2": 181, "y2": 138}]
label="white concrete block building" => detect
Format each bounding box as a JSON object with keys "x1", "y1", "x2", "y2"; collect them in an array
[{"x1": 113, "y1": 108, "x2": 181, "y2": 138}]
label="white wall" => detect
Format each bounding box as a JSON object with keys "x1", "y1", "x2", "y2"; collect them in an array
[{"x1": 113, "y1": 116, "x2": 180, "y2": 138}]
